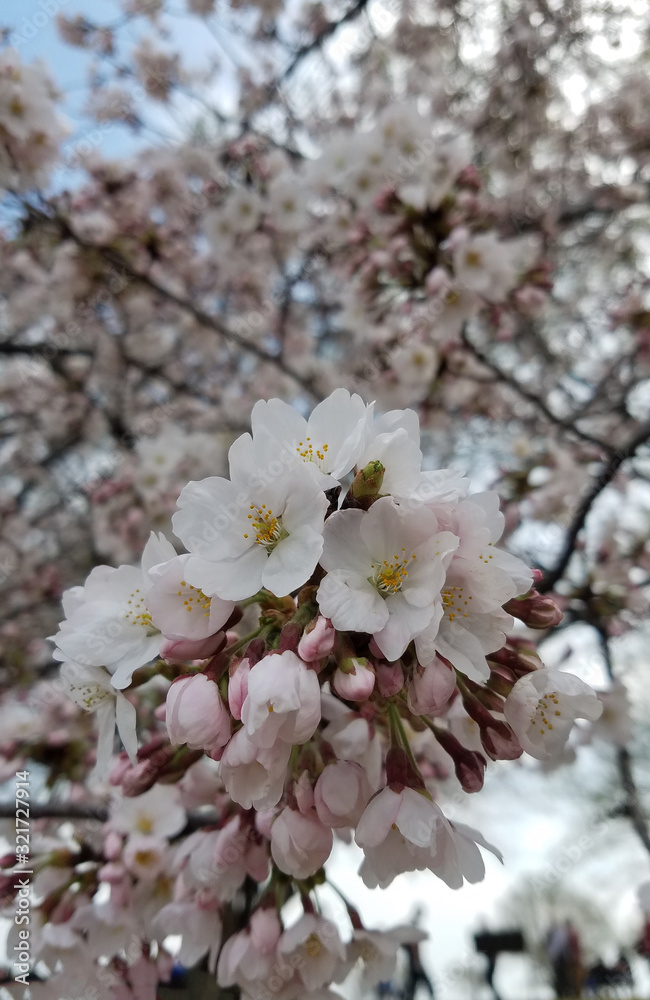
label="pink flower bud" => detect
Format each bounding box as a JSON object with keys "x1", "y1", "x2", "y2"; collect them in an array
[
  {"x1": 103, "y1": 830, "x2": 123, "y2": 861},
  {"x1": 314, "y1": 761, "x2": 371, "y2": 828},
  {"x1": 407, "y1": 657, "x2": 456, "y2": 716},
  {"x1": 425, "y1": 266, "x2": 450, "y2": 295},
  {"x1": 270, "y1": 807, "x2": 333, "y2": 879},
  {"x1": 433, "y1": 728, "x2": 487, "y2": 792},
  {"x1": 228, "y1": 658, "x2": 251, "y2": 721},
  {"x1": 462, "y1": 694, "x2": 523, "y2": 762},
  {"x1": 332, "y1": 659, "x2": 375, "y2": 701},
  {"x1": 250, "y1": 907, "x2": 282, "y2": 954},
  {"x1": 166, "y1": 674, "x2": 231, "y2": 756},
  {"x1": 108, "y1": 753, "x2": 132, "y2": 786},
  {"x1": 297, "y1": 616, "x2": 336, "y2": 661},
  {"x1": 98, "y1": 862, "x2": 127, "y2": 885},
  {"x1": 504, "y1": 589, "x2": 563, "y2": 629},
  {"x1": 160, "y1": 633, "x2": 226, "y2": 661},
  {"x1": 376, "y1": 661, "x2": 404, "y2": 697},
  {"x1": 294, "y1": 770, "x2": 314, "y2": 814}
]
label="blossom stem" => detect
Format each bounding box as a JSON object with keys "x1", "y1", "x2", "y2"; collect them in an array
[
  {"x1": 225, "y1": 626, "x2": 266, "y2": 656},
  {"x1": 387, "y1": 703, "x2": 419, "y2": 773}
]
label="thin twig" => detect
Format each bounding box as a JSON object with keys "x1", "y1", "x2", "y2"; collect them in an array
[{"x1": 539, "y1": 420, "x2": 650, "y2": 592}]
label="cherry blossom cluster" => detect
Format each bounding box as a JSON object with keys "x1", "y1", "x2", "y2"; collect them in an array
[
  {"x1": 41, "y1": 389, "x2": 605, "y2": 995},
  {"x1": 0, "y1": 48, "x2": 67, "y2": 191}
]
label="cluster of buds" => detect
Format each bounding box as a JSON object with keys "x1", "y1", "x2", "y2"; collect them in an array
[{"x1": 46, "y1": 389, "x2": 602, "y2": 996}]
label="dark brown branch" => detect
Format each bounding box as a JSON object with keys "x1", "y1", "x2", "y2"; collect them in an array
[
  {"x1": 276, "y1": 0, "x2": 371, "y2": 87},
  {"x1": 539, "y1": 420, "x2": 650, "y2": 592},
  {"x1": 593, "y1": 624, "x2": 650, "y2": 857},
  {"x1": 0, "y1": 800, "x2": 218, "y2": 832},
  {"x1": 460, "y1": 325, "x2": 614, "y2": 451},
  {"x1": 21, "y1": 202, "x2": 324, "y2": 404}
]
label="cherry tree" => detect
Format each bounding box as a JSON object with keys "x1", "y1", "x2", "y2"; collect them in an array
[{"x1": 1, "y1": 0, "x2": 649, "y2": 996}]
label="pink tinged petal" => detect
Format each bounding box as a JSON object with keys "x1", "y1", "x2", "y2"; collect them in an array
[
  {"x1": 373, "y1": 593, "x2": 433, "y2": 662},
  {"x1": 298, "y1": 616, "x2": 336, "y2": 661},
  {"x1": 320, "y1": 508, "x2": 371, "y2": 575},
  {"x1": 317, "y1": 571, "x2": 388, "y2": 634},
  {"x1": 282, "y1": 474, "x2": 328, "y2": 534},
  {"x1": 361, "y1": 428, "x2": 422, "y2": 496},
  {"x1": 355, "y1": 788, "x2": 401, "y2": 849},
  {"x1": 251, "y1": 398, "x2": 306, "y2": 450},
  {"x1": 160, "y1": 633, "x2": 226, "y2": 660},
  {"x1": 115, "y1": 692, "x2": 138, "y2": 762},
  {"x1": 250, "y1": 908, "x2": 282, "y2": 954},
  {"x1": 173, "y1": 476, "x2": 250, "y2": 561},
  {"x1": 407, "y1": 656, "x2": 456, "y2": 716},
  {"x1": 403, "y1": 532, "x2": 460, "y2": 606},
  {"x1": 332, "y1": 661, "x2": 375, "y2": 701},
  {"x1": 360, "y1": 496, "x2": 440, "y2": 560},
  {"x1": 308, "y1": 388, "x2": 369, "y2": 477},
  {"x1": 141, "y1": 532, "x2": 177, "y2": 579},
  {"x1": 262, "y1": 525, "x2": 324, "y2": 598},
  {"x1": 95, "y1": 701, "x2": 117, "y2": 777},
  {"x1": 324, "y1": 765, "x2": 360, "y2": 816},
  {"x1": 228, "y1": 658, "x2": 251, "y2": 720},
  {"x1": 395, "y1": 788, "x2": 443, "y2": 849},
  {"x1": 188, "y1": 545, "x2": 267, "y2": 602}
]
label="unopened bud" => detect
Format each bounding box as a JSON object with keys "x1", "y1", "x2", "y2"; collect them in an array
[
  {"x1": 504, "y1": 589, "x2": 563, "y2": 629},
  {"x1": 461, "y1": 692, "x2": 523, "y2": 762},
  {"x1": 350, "y1": 461, "x2": 385, "y2": 505},
  {"x1": 376, "y1": 660, "x2": 405, "y2": 697},
  {"x1": 298, "y1": 616, "x2": 336, "y2": 661},
  {"x1": 332, "y1": 658, "x2": 375, "y2": 701},
  {"x1": 433, "y1": 728, "x2": 487, "y2": 792},
  {"x1": 385, "y1": 746, "x2": 426, "y2": 792},
  {"x1": 488, "y1": 641, "x2": 541, "y2": 677}
]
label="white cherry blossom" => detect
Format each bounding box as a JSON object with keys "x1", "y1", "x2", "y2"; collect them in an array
[
  {"x1": 59, "y1": 662, "x2": 137, "y2": 773},
  {"x1": 415, "y1": 493, "x2": 532, "y2": 680},
  {"x1": 219, "y1": 727, "x2": 291, "y2": 810},
  {"x1": 109, "y1": 784, "x2": 187, "y2": 839},
  {"x1": 317, "y1": 497, "x2": 459, "y2": 661},
  {"x1": 50, "y1": 532, "x2": 176, "y2": 690},
  {"x1": 504, "y1": 668, "x2": 603, "y2": 760},
  {"x1": 240, "y1": 650, "x2": 321, "y2": 749},
  {"x1": 355, "y1": 786, "x2": 452, "y2": 889},
  {"x1": 145, "y1": 552, "x2": 234, "y2": 642},
  {"x1": 270, "y1": 807, "x2": 333, "y2": 879},
  {"x1": 355, "y1": 407, "x2": 423, "y2": 497},
  {"x1": 279, "y1": 913, "x2": 347, "y2": 991},
  {"x1": 250, "y1": 388, "x2": 369, "y2": 486},
  {"x1": 172, "y1": 432, "x2": 327, "y2": 600}
]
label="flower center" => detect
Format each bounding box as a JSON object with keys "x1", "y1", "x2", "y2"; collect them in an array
[
  {"x1": 533, "y1": 691, "x2": 562, "y2": 736},
  {"x1": 304, "y1": 933, "x2": 323, "y2": 958},
  {"x1": 124, "y1": 589, "x2": 158, "y2": 633},
  {"x1": 371, "y1": 550, "x2": 416, "y2": 595},
  {"x1": 134, "y1": 850, "x2": 157, "y2": 867},
  {"x1": 441, "y1": 586, "x2": 472, "y2": 622},
  {"x1": 68, "y1": 682, "x2": 110, "y2": 713},
  {"x1": 177, "y1": 580, "x2": 211, "y2": 618},
  {"x1": 245, "y1": 505, "x2": 288, "y2": 550},
  {"x1": 295, "y1": 436, "x2": 329, "y2": 468}
]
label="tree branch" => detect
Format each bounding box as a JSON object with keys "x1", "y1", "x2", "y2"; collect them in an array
[
  {"x1": 21, "y1": 202, "x2": 325, "y2": 404},
  {"x1": 0, "y1": 800, "x2": 218, "y2": 831},
  {"x1": 460, "y1": 325, "x2": 612, "y2": 451},
  {"x1": 538, "y1": 420, "x2": 650, "y2": 593}
]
